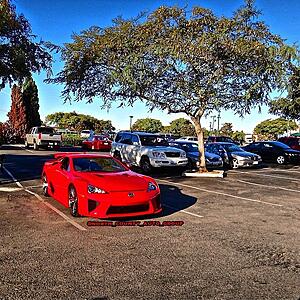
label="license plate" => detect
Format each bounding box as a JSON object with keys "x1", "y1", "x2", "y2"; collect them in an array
[
  {"x1": 104, "y1": 142, "x2": 108, "y2": 145},
  {"x1": 253, "y1": 161, "x2": 258, "y2": 164}
]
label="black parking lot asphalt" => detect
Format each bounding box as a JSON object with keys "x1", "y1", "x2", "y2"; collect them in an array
[{"x1": 0, "y1": 145, "x2": 299, "y2": 300}]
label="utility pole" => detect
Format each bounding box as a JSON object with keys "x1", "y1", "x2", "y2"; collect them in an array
[
  {"x1": 217, "y1": 112, "x2": 221, "y2": 136},
  {"x1": 129, "y1": 116, "x2": 133, "y2": 132},
  {"x1": 211, "y1": 115, "x2": 216, "y2": 133}
]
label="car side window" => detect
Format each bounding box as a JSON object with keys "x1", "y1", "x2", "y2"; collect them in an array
[
  {"x1": 115, "y1": 132, "x2": 123, "y2": 142},
  {"x1": 61, "y1": 158, "x2": 70, "y2": 172},
  {"x1": 131, "y1": 134, "x2": 140, "y2": 145},
  {"x1": 121, "y1": 133, "x2": 133, "y2": 145}
]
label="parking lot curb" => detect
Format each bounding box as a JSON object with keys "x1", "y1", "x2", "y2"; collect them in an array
[{"x1": 183, "y1": 170, "x2": 224, "y2": 178}]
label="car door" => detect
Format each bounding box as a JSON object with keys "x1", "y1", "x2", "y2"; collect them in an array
[
  {"x1": 120, "y1": 133, "x2": 133, "y2": 163},
  {"x1": 54, "y1": 157, "x2": 71, "y2": 205},
  {"x1": 260, "y1": 143, "x2": 276, "y2": 161},
  {"x1": 129, "y1": 134, "x2": 141, "y2": 165}
]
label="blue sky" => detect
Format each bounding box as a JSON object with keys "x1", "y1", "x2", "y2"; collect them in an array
[{"x1": 1, "y1": 0, "x2": 299, "y2": 132}]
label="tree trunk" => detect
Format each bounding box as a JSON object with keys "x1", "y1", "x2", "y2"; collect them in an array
[{"x1": 191, "y1": 116, "x2": 207, "y2": 173}]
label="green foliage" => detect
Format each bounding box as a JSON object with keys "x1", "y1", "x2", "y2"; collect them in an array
[
  {"x1": 254, "y1": 118, "x2": 298, "y2": 140},
  {"x1": 22, "y1": 77, "x2": 41, "y2": 128},
  {"x1": 269, "y1": 66, "x2": 300, "y2": 120},
  {"x1": 168, "y1": 118, "x2": 196, "y2": 136},
  {"x1": 61, "y1": 134, "x2": 84, "y2": 146},
  {"x1": 232, "y1": 130, "x2": 246, "y2": 142},
  {"x1": 0, "y1": 0, "x2": 56, "y2": 89},
  {"x1": 220, "y1": 123, "x2": 233, "y2": 137},
  {"x1": 49, "y1": 1, "x2": 298, "y2": 171},
  {"x1": 132, "y1": 118, "x2": 163, "y2": 133},
  {"x1": 45, "y1": 111, "x2": 115, "y2": 132}
]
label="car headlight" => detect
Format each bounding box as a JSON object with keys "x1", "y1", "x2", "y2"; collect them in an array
[
  {"x1": 147, "y1": 182, "x2": 157, "y2": 192},
  {"x1": 180, "y1": 152, "x2": 186, "y2": 158},
  {"x1": 88, "y1": 184, "x2": 107, "y2": 194},
  {"x1": 152, "y1": 151, "x2": 166, "y2": 158},
  {"x1": 257, "y1": 155, "x2": 262, "y2": 160}
]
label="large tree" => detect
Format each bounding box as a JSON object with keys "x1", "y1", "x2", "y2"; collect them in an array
[
  {"x1": 50, "y1": 1, "x2": 298, "y2": 172},
  {"x1": 169, "y1": 118, "x2": 196, "y2": 136},
  {"x1": 254, "y1": 118, "x2": 297, "y2": 140},
  {"x1": 269, "y1": 65, "x2": 300, "y2": 121},
  {"x1": 45, "y1": 111, "x2": 115, "y2": 132},
  {"x1": 0, "y1": 0, "x2": 55, "y2": 89},
  {"x1": 22, "y1": 77, "x2": 41, "y2": 128},
  {"x1": 219, "y1": 122, "x2": 234, "y2": 137},
  {"x1": 7, "y1": 84, "x2": 27, "y2": 141},
  {"x1": 132, "y1": 118, "x2": 163, "y2": 133}
]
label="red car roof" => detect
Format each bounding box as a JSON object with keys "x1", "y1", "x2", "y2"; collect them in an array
[{"x1": 54, "y1": 153, "x2": 112, "y2": 159}]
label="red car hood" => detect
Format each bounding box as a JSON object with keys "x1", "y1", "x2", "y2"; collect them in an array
[{"x1": 76, "y1": 171, "x2": 149, "y2": 192}]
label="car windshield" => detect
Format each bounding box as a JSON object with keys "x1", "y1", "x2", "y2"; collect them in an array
[
  {"x1": 139, "y1": 135, "x2": 169, "y2": 146},
  {"x1": 179, "y1": 143, "x2": 199, "y2": 152},
  {"x1": 270, "y1": 141, "x2": 291, "y2": 149},
  {"x1": 73, "y1": 157, "x2": 127, "y2": 172},
  {"x1": 222, "y1": 144, "x2": 244, "y2": 152}
]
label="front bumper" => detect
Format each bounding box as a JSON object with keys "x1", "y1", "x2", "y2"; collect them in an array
[
  {"x1": 237, "y1": 158, "x2": 262, "y2": 167},
  {"x1": 149, "y1": 157, "x2": 188, "y2": 168},
  {"x1": 79, "y1": 191, "x2": 162, "y2": 218}
]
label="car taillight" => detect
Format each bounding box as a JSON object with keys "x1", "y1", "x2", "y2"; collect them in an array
[{"x1": 38, "y1": 133, "x2": 41, "y2": 140}]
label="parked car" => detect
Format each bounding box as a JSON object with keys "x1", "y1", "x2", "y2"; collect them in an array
[
  {"x1": 170, "y1": 141, "x2": 223, "y2": 170},
  {"x1": 25, "y1": 127, "x2": 62, "y2": 150},
  {"x1": 111, "y1": 131, "x2": 188, "y2": 174},
  {"x1": 243, "y1": 141, "x2": 300, "y2": 165},
  {"x1": 278, "y1": 136, "x2": 300, "y2": 151},
  {"x1": 82, "y1": 135, "x2": 112, "y2": 151},
  {"x1": 176, "y1": 136, "x2": 198, "y2": 142},
  {"x1": 42, "y1": 153, "x2": 161, "y2": 218},
  {"x1": 205, "y1": 142, "x2": 262, "y2": 169},
  {"x1": 80, "y1": 130, "x2": 93, "y2": 138},
  {"x1": 207, "y1": 136, "x2": 239, "y2": 145}
]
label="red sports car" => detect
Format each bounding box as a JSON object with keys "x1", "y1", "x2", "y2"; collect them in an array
[
  {"x1": 82, "y1": 135, "x2": 112, "y2": 151},
  {"x1": 42, "y1": 153, "x2": 162, "y2": 218}
]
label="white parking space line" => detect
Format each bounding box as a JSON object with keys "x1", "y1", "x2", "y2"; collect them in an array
[
  {"x1": 163, "y1": 204, "x2": 204, "y2": 218},
  {"x1": 253, "y1": 168, "x2": 300, "y2": 174},
  {"x1": 0, "y1": 187, "x2": 23, "y2": 192},
  {"x1": 3, "y1": 166, "x2": 87, "y2": 231},
  {"x1": 234, "y1": 179, "x2": 300, "y2": 194},
  {"x1": 158, "y1": 179, "x2": 283, "y2": 207},
  {"x1": 230, "y1": 170, "x2": 300, "y2": 182}
]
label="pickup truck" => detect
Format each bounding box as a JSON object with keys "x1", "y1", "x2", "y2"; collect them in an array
[{"x1": 25, "y1": 127, "x2": 62, "y2": 150}]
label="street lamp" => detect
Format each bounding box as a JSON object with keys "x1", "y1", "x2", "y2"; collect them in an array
[
  {"x1": 129, "y1": 116, "x2": 133, "y2": 132},
  {"x1": 217, "y1": 112, "x2": 221, "y2": 136}
]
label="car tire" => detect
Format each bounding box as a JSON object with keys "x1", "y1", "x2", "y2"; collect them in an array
[
  {"x1": 230, "y1": 158, "x2": 239, "y2": 169},
  {"x1": 186, "y1": 158, "x2": 195, "y2": 170},
  {"x1": 68, "y1": 186, "x2": 80, "y2": 217},
  {"x1": 33, "y1": 141, "x2": 39, "y2": 151},
  {"x1": 42, "y1": 174, "x2": 49, "y2": 196},
  {"x1": 276, "y1": 155, "x2": 285, "y2": 165},
  {"x1": 24, "y1": 141, "x2": 29, "y2": 149},
  {"x1": 140, "y1": 156, "x2": 153, "y2": 174}
]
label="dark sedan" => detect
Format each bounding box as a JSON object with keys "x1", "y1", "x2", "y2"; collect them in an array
[
  {"x1": 243, "y1": 141, "x2": 300, "y2": 165},
  {"x1": 205, "y1": 142, "x2": 262, "y2": 169},
  {"x1": 171, "y1": 141, "x2": 223, "y2": 170}
]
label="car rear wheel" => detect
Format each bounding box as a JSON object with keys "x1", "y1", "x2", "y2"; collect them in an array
[
  {"x1": 69, "y1": 186, "x2": 79, "y2": 217},
  {"x1": 33, "y1": 141, "x2": 39, "y2": 151},
  {"x1": 140, "y1": 156, "x2": 153, "y2": 174},
  {"x1": 24, "y1": 141, "x2": 29, "y2": 149},
  {"x1": 42, "y1": 174, "x2": 49, "y2": 196},
  {"x1": 230, "y1": 158, "x2": 239, "y2": 169},
  {"x1": 276, "y1": 155, "x2": 285, "y2": 165}
]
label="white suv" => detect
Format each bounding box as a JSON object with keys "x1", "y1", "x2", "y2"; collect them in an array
[{"x1": 111, "y1": 131, "x2": 188, "y2": 173}]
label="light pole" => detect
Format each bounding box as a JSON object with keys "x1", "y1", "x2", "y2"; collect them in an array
[
  {"x1": 211, "y1": 115, "x2": 216, "y2": 133},
  {"x1": 217, "y1": 112, "x2": 221, "y2": 136},
  {"x1": 129, "y1": 116, "x2": 133, "y2": 132}
]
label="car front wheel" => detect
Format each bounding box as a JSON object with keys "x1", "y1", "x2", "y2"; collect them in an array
[
  {"x1": 230, "y1": 158, "x2": 239, "y2": 169},
  {"x1": 42, "y1": 174, "x2": 49, "y2": 196},
  {"x1": 69, "y1": 186, "x2": 80, "y2": 217},
  {"x1": 276, "y1": 155, "x2": 285, "y2": 165},
  {"x1": 140, "y1": 157, "x2": 153, "y2": 174}
]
